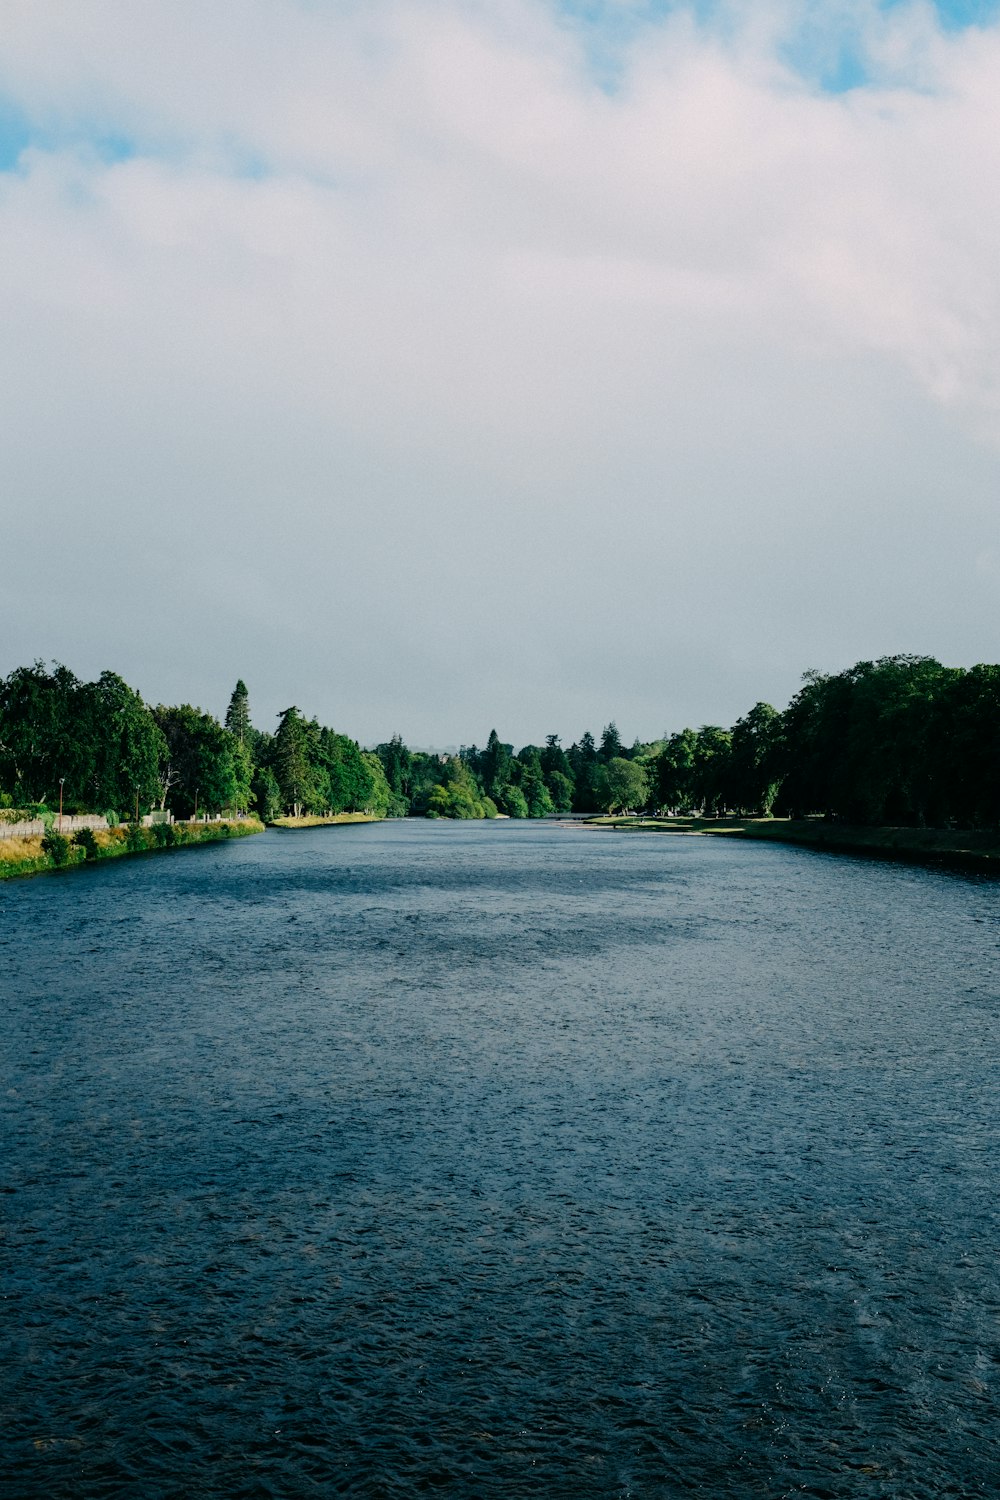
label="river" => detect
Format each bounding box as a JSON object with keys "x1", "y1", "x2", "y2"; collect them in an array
[{"x1": 2, "y1": 820, "x2": 998, "y2": 1496}]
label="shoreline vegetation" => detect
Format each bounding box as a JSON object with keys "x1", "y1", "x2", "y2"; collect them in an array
[
  {"x1": 581, "y1": 816, "x2": 1000, "y2": 871},
  {"x1": 3, "y1": 652, "x2": 1000, "y2": 881},
  {"x1": 268, "y1": 813, "x2": 382, "y2": 829},
  {"x1": 0, "y1": 818, "x2": 263, "y2": 881}
]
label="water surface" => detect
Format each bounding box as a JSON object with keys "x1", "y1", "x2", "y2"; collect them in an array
[{"x1": 2, "y1": 821, "x2": 998, "y2": 1496}]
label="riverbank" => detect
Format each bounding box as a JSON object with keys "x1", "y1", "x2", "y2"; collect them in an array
[
  {"x1": 268, "y1": 813, "x2": 383, "y2": 829},
  {"x1": 0, "y1": 817, "x2": 264, "y2": 880},
  {"x1": 582, "y1": 815, "x2": 1000, "y2": 871}
]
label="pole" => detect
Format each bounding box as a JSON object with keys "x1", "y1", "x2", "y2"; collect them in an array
[
  {"x1": 134, "y1": 787, "x2": 139, "y2": 824},
  {"x1": 59, "y1": 778, "x2": 65, "y2": 833}
]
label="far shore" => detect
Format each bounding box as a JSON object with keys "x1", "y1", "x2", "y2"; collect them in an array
[
  {"x1": 267, "y1": 813, "x2": 383, "y2": 829},
  {"x1": 578, "y1": 815, "x2": 1000, "y2": 872}
]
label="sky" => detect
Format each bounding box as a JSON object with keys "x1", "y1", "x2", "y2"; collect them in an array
[{"x1": 2, "y1": 0, "x2": 1000, "y2": 747}]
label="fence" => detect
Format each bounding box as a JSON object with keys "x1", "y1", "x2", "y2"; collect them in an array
[
  {"x1": 0, "y1": 812, "x2": 181, "y2": 840},
  {"x1": 0, "y1": 813, "x2": 111, "y2": 840},
  {"x1": 0, "y1": 810, "x2": 249, "y2": 839}
]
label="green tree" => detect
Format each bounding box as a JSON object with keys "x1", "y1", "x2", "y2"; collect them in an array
[
  {"x1": 726, "y1": 703, "x2": 782, "y2": 815},
  {"x1": 568, "y1": 731, "x2": 599, "y2": 813},
  {"x1": 427, "y1": 758, "x2": 492, "y2": 818},
  {"x1": 599, "y1": 757, "x2": 649, "y2": 813},
  {"x1": 274, "y1": 707, "x2": 315, "y2": 816},
  {"x1": 654, "y1": 728, "x2": 698, "y2": 811},
  {"x1": 376, "y1": 733, "x2": 413, "y2": 813},
  {"x1": 253, "y1": 766, "x2": 282, "y2": 821},
  {"x1": 691, "y1": 726, "x2": 732, "y2": 816},
  {"x1": 517, "y1": 747, "x2": 554, "y2": 818},
  {"x1": 154, "y1": 704, "x2": 238, "y2": 817},
  {"x1": 498, "y1": 783, "x2": 529, "y2": 818},
  {"x1": 225, "y1": 679, "x2": 251, "y2": 746},
  {"x1": 541, "y1": 734, "x2": 575, "y2": 809},
  {"x1": 362, "y1": 752, "x2": 392, "y2": 817},
  {"x1": 88, "y1": 673, "x2": 166, "y2": 818},
  {"x1": 599, "y1": 722, "x2": 623, "y2": 763},
  {"x1": 481, "y1": 730, "x2": 513, "y2": 801},
  {"x1": 0, "y1": 661, "x2": 86, "y2": 805},
  {"x1": 547, "y1": 769, "x2": 574, "y2": 813}
]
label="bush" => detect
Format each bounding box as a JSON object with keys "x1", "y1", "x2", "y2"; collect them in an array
[
  {"x1": 41, "y1": 831, "x2": 72, "y2": 866},
  {"x1": 498, "y1": 784, "x2": 529, "y2": 819},
  {"x1": 125, "y1": 823, "x2": 150, "y2": 853},
  {"x1": 72, "y1": 828, "x2": 99, "y2": 860},
  {"x1": 104, "y1": 809, "x2": 119, "y2": 827}
]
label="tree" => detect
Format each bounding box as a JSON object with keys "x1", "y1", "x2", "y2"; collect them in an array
[
  {"x1": 376, "y1": 733, "x2": 413, "y2": 811},
  {"x1": 498, "y1": 783, "x2": 529, "y2": 818},
  {"x1": 691, "y1": 726, "x2": 732, "y2": 816},
  {"x1": 541, "y1": 734, "x2": 575, "y2": 810},
  {"x1": 599, "y1": 722, "x2": 623, "y2": 763},
  {"x1": 599, "y1": 757, "x2": 649, "y2": 813},
  {"x1": 274, "y1": 707, "x2": 314, "y2": 817},
  {"x1": 0, "y1": 661, "x2": 86, "y2": 805},
  {"x1": 568, "y1": 731, "x2": 599, "y2": 813},
  {"x1": 481, "y1": 730, "x2": 513, "y2": 801},
  {"x1": 153, "y1": 704, "x2": 238, "y2": 817},
  {"x1": 253, "y1": 766, "x2": 282, "y2": 821},
  {"x1": 654, "y1": 728, "x2": 698, "y2": 812},
  {"x1": 88, "y1": 673, "x2": 165, "y2": 818},
  {"x1": 547, "y1": 769, "x2": 574, "y2": 813},
  {"x1": 427, "y1": 758, "x2": 493, "y2": 818},
  {"x1": 517, "y1": 748, "x2": 554, "y2": 817},
  {"x1": 225, "y1": 679, "x2": 251, "y2": 746},
  {"x1": 362, "y1": 752, "x2": 392, "y2": 817},
  {"x1": 726, "y1": 703, "x2": 782, "y2": 815}
]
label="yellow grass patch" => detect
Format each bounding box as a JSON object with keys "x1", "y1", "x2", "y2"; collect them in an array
[{"x1": 0, "y1": 835, "x2": 46, "y2": 863}]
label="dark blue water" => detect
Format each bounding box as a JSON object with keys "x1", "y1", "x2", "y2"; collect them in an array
[{"x1": 2, "y1": 821, "x2": 999, "y2": 1497}]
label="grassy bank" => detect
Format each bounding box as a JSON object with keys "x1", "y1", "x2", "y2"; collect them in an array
[
  {"x1": 267, "y1": 813, "x2": 382, "y2": 829},
  {"x1": 583, "y1": 816, "x2": 1000, "y2": 871},
  {"x1": 0, "y1": 817, "x2": 264, "y2": 880}
]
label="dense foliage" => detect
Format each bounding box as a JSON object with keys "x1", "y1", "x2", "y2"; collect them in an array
[
  {"x1": 1, "y1": 654, "x2": 996, "y2": 827},
  {"x1": 375, "y1": 656, "x2": 1000, "y2": 827},
  {"x1": 0, "y1": 665, "x2": 389, "y2": 822}
]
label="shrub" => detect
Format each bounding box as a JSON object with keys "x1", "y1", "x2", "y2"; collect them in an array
[
  {"x1": 72, "y1": 828, "x2": 99, "y2": 860},
  {"x1": 498, "y1": 784, "x2": 529, "y2": 819},
  {"x1": 104, "y1": 809, "x2": 120, "y2": 827},
  {"x1": 41, "y1": 831, "x2": 72, "y2": 866},
  {"x1": 125, "y1": 822, "x2": 150, "y2": 853}
]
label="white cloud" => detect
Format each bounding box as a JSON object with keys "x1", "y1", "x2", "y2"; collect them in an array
[{"x1": 2, "y1": 1, "x2": 1000, "y2": 741}]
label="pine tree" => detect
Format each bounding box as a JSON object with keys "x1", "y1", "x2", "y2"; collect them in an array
[
  {"x1": 599, "y1": 722, "x2": 623, "y2": 762},
  {"x1": 274, "y1": 706, "x2": 312, "y2": 816},
  {"x1": 225, "y1": 679, "x2": 251, "y2": 746}
]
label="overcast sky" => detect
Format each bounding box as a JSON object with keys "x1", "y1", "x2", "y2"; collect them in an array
[{"x1": 2, "y1": 0, "x2": 999, "y2": 746}]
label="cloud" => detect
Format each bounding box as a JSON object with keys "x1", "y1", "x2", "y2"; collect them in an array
[{"x1": 2, "y1": 1, "x2": 1000, "y2": 741}]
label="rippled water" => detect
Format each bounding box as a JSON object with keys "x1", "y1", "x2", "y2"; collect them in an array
[{"x1": 2, "y1": 821, "x2": 999, "y2": 1497}]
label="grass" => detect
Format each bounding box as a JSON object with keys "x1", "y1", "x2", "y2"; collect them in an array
[
  {"x1": 268, "y1": 813, "x2": 382, "y2": 828},
  {"x1": 582, "y1": 815, "x2": 1000, "y2": 870},
  {"x1": 0, "y1": 817, "x2": 265, "y2": 880}
]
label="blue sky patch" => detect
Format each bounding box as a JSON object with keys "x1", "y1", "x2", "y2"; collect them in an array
[
  {"x1": 0, "y1": 99, "x2": 34, "y2": 171},
  {"x1": 554, "y1": 0, "x2": 1000, "y2": 93},
  {"x1": 0, "y1": 95, "x2": 139, "y2": 172}
]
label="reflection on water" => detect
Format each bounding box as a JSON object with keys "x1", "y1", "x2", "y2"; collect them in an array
[{"x1": 2, "y1": 821, "x2": 999, "y2": 1496}]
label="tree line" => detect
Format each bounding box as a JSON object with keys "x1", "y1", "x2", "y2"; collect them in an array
[
  {"x1": 0, "y1": 665, "x2": 390, "y2": 821},
  {"x1": 381, "y1": 654, "x2": 1000, "y2": 827},
  {"x1": 1, "y1": 654, "x2": 997, "y2": 828}
]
